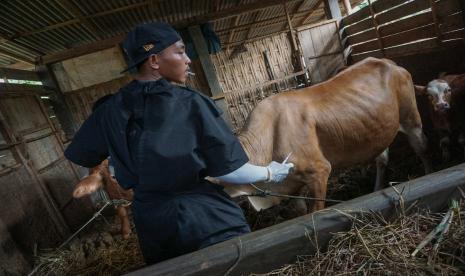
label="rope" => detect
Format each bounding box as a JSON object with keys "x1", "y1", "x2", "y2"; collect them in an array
[
  {"x1": 223, "y1": 238, "x2": 243, "y2": 276},
  {"x1": 247, "y1": 183, "x2": 343, "y2": 203},
  {"x1": 27, "y1": 198, "x2": 130, "y2": 276}
]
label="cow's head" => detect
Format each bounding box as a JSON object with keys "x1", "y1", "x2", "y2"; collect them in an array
[{"x1": 415, "y1": 80, "x2": 451, "y2": 113}]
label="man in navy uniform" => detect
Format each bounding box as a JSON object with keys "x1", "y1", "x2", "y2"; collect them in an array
[{"x1": 65, "y1": 22, "x2": 294, "y2": 264}]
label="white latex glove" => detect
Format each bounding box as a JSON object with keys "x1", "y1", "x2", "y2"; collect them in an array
[{"x1": 266, "y1": 161, "x2": 294, "y2": 182}]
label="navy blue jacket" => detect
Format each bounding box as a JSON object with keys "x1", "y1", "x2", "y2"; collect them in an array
[{"x1": 65, "y1": 78, "x2": 250, "y2": 263}]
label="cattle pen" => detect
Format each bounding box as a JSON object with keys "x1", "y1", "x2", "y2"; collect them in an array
[{"x1": 0, "y1": 0, "x2": 464, "y2": 275}]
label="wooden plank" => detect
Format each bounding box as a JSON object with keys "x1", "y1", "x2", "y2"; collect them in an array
[
  {"x1": 384, "y1": 37, "x2": 439, "y2": 57},
  {"x1": 127, "y1": 163, "x2": 465, "y2": 276},
  {"x1": 347, "y1": 29, "x2": 377, "y2": 45},
  {"x1": 38, "y1": 34, "x2": 125, "y2": 65},
  {"x1": 0, "y1": 68, "x2": 40, "y2": 81},
  {"x1": 351, "y1": 39, "x2": 380, "y2": 55},
  {"x1": 188, "y1": 25, "x2": 231, "y2": 126},
  {"x1": 351, "y1": 49, "x2": 383, "y2": 62},
  {"x1": 0, "y1": 83, "x2": 49, "y2": 95},
  {"x1": 379, "y1": 11, "x2": 433, "y2": 37},
  {"x1": 382, "y1": 24, "x2": 436, "y2": 48},
  {"x1": 376, "y1": 0, "x2": 430, "y2": 26},
  {"x1": 368, "y1": 0, "x2": 386, "y2": 57},
  {"x1": 441, "y1": 29, "x2": 465, "y2": 40},
  {"x1": 372, "y1": 0, "x2": 409, "y2": 14},
  {"x1": 0, "y1": 110, "x2": 70, "y2": 241},
  {"x1": 341, "y1": 5, "x2": 370, "y2": 27},
  {"x1": 0, "y1": 96, "x2": 48, "y2": 133},
  {"x1": 436, "y1": 0, "x2": 461, "y2": 19},
  {"x1": 343, "y1": 17, "x2": 375, "y2": 36},
  {"x1": 56, "y1": 0, "x2": 102, "y2": 39},
  {"x1": 299, "y1": 0, "x2": 324, "y2": 25},
  {"x1": 440, "y1": 12, "x2": 465, "y2": 33},
  {"x1": 0, "y1": 48, "x2": 35, "y2": 64},
  {"x1": 323, "y1": 0, "x2": 342, "y2": 19}
]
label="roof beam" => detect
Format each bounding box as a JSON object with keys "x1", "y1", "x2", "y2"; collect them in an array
[
  {"x1": 56, "y1": 0, "x2": 102, "y2": 39},
  {"x1": 16, "y1": 0, "x2": 296, "y2": 40},
  {"x1": 0, "y1": 48, "x2": 34, "y2": 64},
  {"x1": 225, "y1": 0, "x2": 246, "y2": 52},
  {"x1": 38, "y1": 0, "x2": 297, "y2": 64},
  {"x1": 213, "y1": 0, "x2": 221, "y2": 12},
  {"x1": 148, "y1": 0, "x2": 162, "y2": 21},
  {"x1": 245, "y1": 11, "x2": 261, "y2": 40},
  {"x1": 291, "y1": 0, "x2": 309, "y2": 21},
  {"x1": 216, "y1": 9, "x2": 314, "y2": 34},
  {"x1": 174, "y1": 0, "x2": 295, "y2": 29},
  {"x1": 0, "y1": 33, "x2": 44, "y2": 56},
  {"x1": 38, "y1": 34, "x2": 126, "y2": 65},
  {"x1": 299, "y1": 0, "x2": 324, "y2": 25},
  {"x1": 223, "y1": 10, "x2": 326, "y2": 47}
]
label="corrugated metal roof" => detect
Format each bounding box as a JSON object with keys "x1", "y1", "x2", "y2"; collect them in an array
[{"x1": 0, "y1": 0, "x2": 363, "y2": 68}]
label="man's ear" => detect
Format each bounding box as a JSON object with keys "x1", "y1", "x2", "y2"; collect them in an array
[
  {"x1": 147, "y1": 54, "x2": 160, "y2": 70},
  {"x1": 414, "y1": 85, "x2": 427, "y2": 95}
]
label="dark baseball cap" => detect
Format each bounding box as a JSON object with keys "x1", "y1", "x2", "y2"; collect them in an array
[{"x1": 121, "y1": 22, "x2": 182, "y2": 73}]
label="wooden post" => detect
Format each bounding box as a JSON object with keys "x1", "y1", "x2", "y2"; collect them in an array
[
  {"x1": 37, "y1": 65, "x2": 79, "y2": 141},
  {"x1": 324, "y1": 0, "x2": 342, "y2": 20},
  {"x1": 187, "y1": 25, "x2": 232, "y2": 127},
  {"x1": 429, "y1": 0, "x2": 442, "y2": 45},
  {"x1": 342, "y1": 0, "x2": 352, "y2": 15},
  {"x1": 367, "y1": 0, "x2": 385, "y2": 57},
  {"x1": 283, "y1": 2, "x2": 306, "y2": 84}
]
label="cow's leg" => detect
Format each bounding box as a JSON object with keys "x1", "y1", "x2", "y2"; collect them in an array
[
  {"x1": 402, "y1": 126, "x2": 433, "y2": 174},
  {"x1": 374, "y1": 148, "x2": 389, "y2": 191},
  {"x1": 439, "y1": 135, "x2": 451, "y2": 162},
  {"x1": 459, "y1": 132, "x2": 465, "y2": 161},
  {"x1": 292, "y1": 159, "x2": 331, "y2": 214},
  {"x1": 116, "y1": 206, "x2": 131, "y2": 239}
]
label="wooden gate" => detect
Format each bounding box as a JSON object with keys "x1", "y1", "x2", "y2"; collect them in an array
[
  {"x1": 0, "y1": 84, "x2": 93, "y2": 256},
  {"x1": 297, "y1": 20, "x2": 345, "y2": 84}
]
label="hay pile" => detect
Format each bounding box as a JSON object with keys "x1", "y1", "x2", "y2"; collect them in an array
[
  {"x1": 258, "y1": 200, "x2": 465, "y2": 275},
  {"x1": 32, "y1": 223, "x2": 144, "y2": 276}
]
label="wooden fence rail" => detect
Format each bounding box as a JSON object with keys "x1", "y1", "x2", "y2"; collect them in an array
[{"x1": 340, "y1": 0, "x2": 465, "y2": 63}]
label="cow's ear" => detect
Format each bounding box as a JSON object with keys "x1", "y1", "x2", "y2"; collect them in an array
[{"x1": 414, "y1": 85, "x2": 427, "y2": 95}]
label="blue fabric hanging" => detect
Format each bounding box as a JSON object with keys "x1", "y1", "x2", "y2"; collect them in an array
[{"x1": 179, "y1": 23, "x2": 222, "y2": 59}]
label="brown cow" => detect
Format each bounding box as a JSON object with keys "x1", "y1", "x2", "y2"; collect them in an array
[
  {"x1": 73, "y1": 159, "x2": 134, "y2": 239},
  {"x1": 415, "y1": 73, "x2": 465, "y2": 161},
  {"x1": 223, "y1": 57, "x2": 432, "y2": 214}
]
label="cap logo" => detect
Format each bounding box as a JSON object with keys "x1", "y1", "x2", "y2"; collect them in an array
[{"x1": 142, "y1": 43, "x2": 155, "y2": 52}]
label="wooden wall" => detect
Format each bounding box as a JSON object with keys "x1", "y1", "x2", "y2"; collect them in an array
[
  {"x1": 51, "y1": 46, "x2": 127, "y2": 93},
  {"x1": 297, "y1": 20, "x2": 345, "y2": 83},
  {"x1": 340, "y1": 0, "x2": 465, "y2": 63},
  {"x1": 0, "y1": 82, "x2": 94, "y2": 274},
  {"x1": 64, "y1": 75, "x2": 132, "y2": 127},
  {"x1": 211, "y1": 32, "x2": 302, "y2": 131}
]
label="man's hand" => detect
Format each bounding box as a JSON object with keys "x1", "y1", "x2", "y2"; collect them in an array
[{"x1": 266, "y1": 161, "x2": 294, "y2": 182}]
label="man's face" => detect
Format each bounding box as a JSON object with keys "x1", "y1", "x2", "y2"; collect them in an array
[{"x1": 155, "y1": 40, "x2": 191, "y2": 84}]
